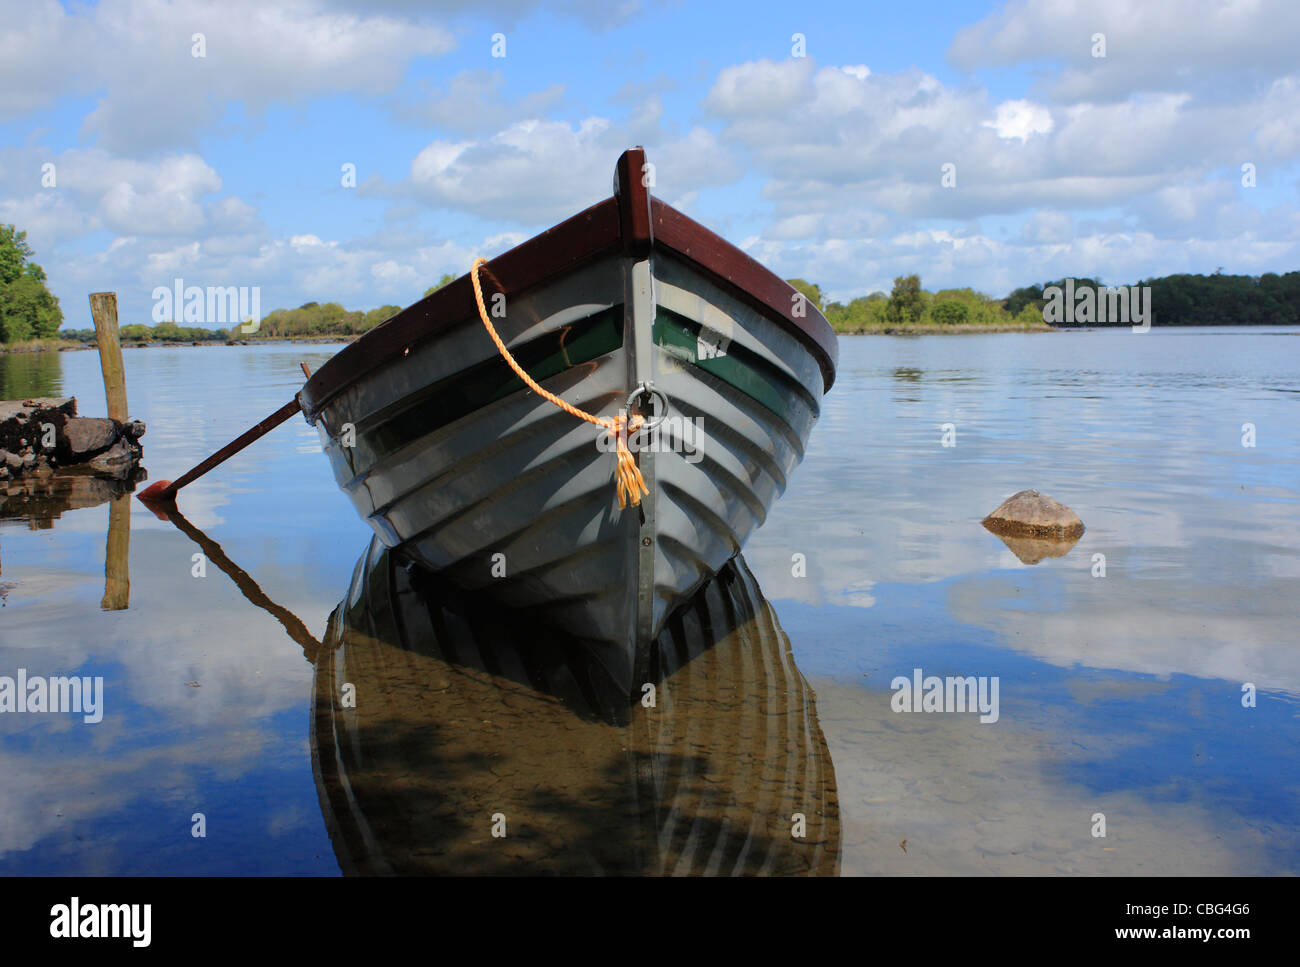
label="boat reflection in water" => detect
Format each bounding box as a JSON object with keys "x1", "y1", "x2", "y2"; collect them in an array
[{"x1": 312, "y1": 537, "x2": 840, "y2": 875}]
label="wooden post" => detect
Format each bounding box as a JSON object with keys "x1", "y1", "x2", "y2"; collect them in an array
[{"x1": 88, "y1": 292, "x2": 128, "y2": 421}]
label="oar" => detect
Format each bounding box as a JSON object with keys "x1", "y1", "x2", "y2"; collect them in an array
[{"x1": 137, "y1": 396, "x2": 303, "y2": 506}]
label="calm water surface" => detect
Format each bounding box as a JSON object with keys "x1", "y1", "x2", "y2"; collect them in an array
[{"x1": 1, "y1": 329, "x2": 1297, "y2": 875}]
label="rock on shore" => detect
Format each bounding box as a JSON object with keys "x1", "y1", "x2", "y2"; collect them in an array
[{"x1": 0, "y1": 397, "x2": 145, "y2": 483}]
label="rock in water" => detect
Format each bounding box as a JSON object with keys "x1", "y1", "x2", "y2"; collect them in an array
[
  {"x1": 61, "y1": 417, "x2": 120, "y2": 460},
  {"x1": 982, "y1": 490, "x2": 1084, "y2": 540},
  {"x1": 87, "y1": 439, "x2": 139, "y2": 479},
  {"x1": 0, "y1": 397, "x2": 144, "y2": 483}
]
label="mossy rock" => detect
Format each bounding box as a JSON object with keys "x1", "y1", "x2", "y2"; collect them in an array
[{"x1": 982, "y1": 490, "x2": 1084, "y2": 540}]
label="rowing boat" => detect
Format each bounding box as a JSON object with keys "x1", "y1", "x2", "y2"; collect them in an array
[{"x1": 299, "y1": 147, "x2": 837, "y2": 647}]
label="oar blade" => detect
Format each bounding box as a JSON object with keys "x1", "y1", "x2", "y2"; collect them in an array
[{"x1": 136, "y1": 479, "x2": 176, "y2": 518}]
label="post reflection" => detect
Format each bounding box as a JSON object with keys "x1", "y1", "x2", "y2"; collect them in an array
[{"x1": 0, "y1": 467, "x2": 143, "y2": 610}]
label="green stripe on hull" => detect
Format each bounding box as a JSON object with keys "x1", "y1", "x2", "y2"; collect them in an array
[
  {"x1": 652, "y1": 307, "x2": 815, "y2": 425},
  {"x1": 338, "y1": 305, "x2": 625, "y2": 473}
]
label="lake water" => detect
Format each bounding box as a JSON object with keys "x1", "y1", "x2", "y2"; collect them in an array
[{"x1": 1, "y1": 329, "x2": 1297, "y2": 875}]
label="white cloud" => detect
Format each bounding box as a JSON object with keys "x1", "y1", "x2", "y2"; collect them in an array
[
  {"x1": 949, "y1": 0, "x2": 1300, "y2": 101},
  {"x1": 984, "y1": 99, "x2": 1054, "y2": 141},
  {"x1": 395, "y1": 70, "x2": 567, "y2": 134},
  {"x1": 41, "y1": 220, "x2": 493, "y2": 329},
  {"x1": 370, "y1": 259, "x2": 414, "y2": 284},
  {"x1": 0, "y1": 193, "x2": 98, "y2": 251},
  {"x1": 696, "y1": 54, "x2": 1300, "y2": 297},
  {"x1": 0, "y1": 147, "x2": 229, "y2": 244},
  {"x1": 395, "y1": 114, "x2": 740, "y2": 224},
  {"x1": 0, "y1": 0, "x2": 456, "y2": 152},
  {"x1": 1018, "y1": 210, "x2": 1073, "y2": 244},
  {"x1": 0, "y1": 0, "x2": 93, "y2": 116},
  {"x1": 406, "y1": 118, "x2": 617, "y2": 223},
  {"x1": 319, "y1": 0, "x2": 653, "y2": 32},
  {"x1": 706, "y1": 58, "x2": 816, "y2": 116}
]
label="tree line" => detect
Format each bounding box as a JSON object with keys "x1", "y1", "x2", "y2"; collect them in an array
[
  {"x1": 797, "y1": 270, "x2": 1300, "y2": 332},
  {"x1": 45, "y1": 275, "x2": 464, "y2": 346},
  {"x1": 49, "y1": 274, "x2": 462, "y2": 345},
  {"x1": 790, "y1": 275, "x2": 1045, "y2": 331}
]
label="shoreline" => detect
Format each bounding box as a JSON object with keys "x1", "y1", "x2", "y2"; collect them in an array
[{"x1": 831, "y1": 322, "x2": 1054, "y2": 335}]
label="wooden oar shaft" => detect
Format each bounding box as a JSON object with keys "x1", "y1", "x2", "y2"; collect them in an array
[{"x1": 158, "y1": 396, "x2": 302, "y2": 499}]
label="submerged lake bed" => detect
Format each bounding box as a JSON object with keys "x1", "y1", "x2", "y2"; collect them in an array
[{"x1": 1, "y1": 328, "x2": 1297, "y2": 875}]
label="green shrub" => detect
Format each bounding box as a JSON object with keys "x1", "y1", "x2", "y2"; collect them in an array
[{"x1": 931, "y1": 300, "x2": 970, "y2": 325}]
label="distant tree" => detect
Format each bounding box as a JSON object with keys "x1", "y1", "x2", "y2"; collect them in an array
[
  {"x1": 1, "y1": 271, "x2": 63, "y2": 340},
  {"x1": 1003, "y1": 284, "x2": 1044, "y2": 315},
  {"x1": 363, "y1": 305, "x2": 402, "y2": 331},
  {"x1": 120, "y1": 324, "x2": 152, "y2": 341},
  {"x1": 785, "y1": 278, "x2": 824, "y2": 313},
  {"x1": 423, "y1": 273, "x2": 458, "y2": 298},
  {"x1": 0, "y1": 224, "x2": 32, "y2": 286},
  {"x1": 1014, "y1": 303, "x2": 1044, "y2": 325},
  {"x1": 316, "y1": 301, "x2": 347, "y2": 332},
  {"x1": 825, "y1": 293, "x2": 890, "y2": 330},
  {"x1": 0, "y1": 224, "x2": 63, "y2": 342},
  {"x1": 1141, "y1": 271, "x2": 1300, "y2": 326},
  {"x1": 886, "y1": 274, "x2": 924, "y2": 325}
]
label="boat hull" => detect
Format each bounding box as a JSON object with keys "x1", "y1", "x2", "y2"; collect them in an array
[{"x1": 309, "y1": 250, "x2": 822, "y2": 647}]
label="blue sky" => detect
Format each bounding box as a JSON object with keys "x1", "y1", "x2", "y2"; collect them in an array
[{"x1": 1, "y1": 0, "x2": 1298, "y2": 327}]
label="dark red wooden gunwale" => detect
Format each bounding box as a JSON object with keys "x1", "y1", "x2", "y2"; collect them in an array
[{"x1": 301, "y1": 148, "x2": 837, "y2": 420}]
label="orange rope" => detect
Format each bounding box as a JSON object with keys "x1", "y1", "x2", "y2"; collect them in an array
[{"x1": 469, "y1": 257, "x2": 649, "y2": 509}]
